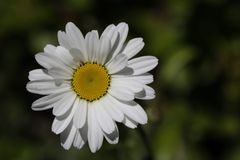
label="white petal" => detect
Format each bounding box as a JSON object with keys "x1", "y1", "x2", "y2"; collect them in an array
[
  {"x1": 135, "y1": 85, "x2": 155, "y2": 100},
  {"x1": 28, "y1": 69, "x2": 53, "y2": 81},
  {"x1": 60, "y1": 124, "x2": 77, "y2": 150},
  {"x1": 48, "y1": 68, "x2": 72, "y2": 80},
  {"x1": 96, "y1": 125, "x2": 104, "y2": 150},
  {"x1": 96, "y1": 36, "x2": 111, "y2": 64},
  {"x1": 103, "y1": 122, "x2": 119, "y2": 144},
  {"x1": 87, "y1": 103, "x2": 103, "y2": 153},
  {"x1": 95, "y1": 101, "x2": 115, "y2": 134},
  {"x1": 65, "y1": 22, "x2": 86, "y2": 54},
  {"x1": 51, "y1": 100, "x2": 77, "y2": 134},
  {"x1": 79, "y1": 121, "x2": 88, "y2": 142},
  {"x1": 101, "y1": 24, "x2": 128, "y2": 60},
  {"x1": 55, "y1": 46, "x2": 77, "y2": 68},
  {"x1": 53, "y1": 91, "x2": 76, "y2": 117},
  {"x1": 73, "y1": 99, "x2": 87, "y2": 129},
  {"x1": 119, "y1": 101, "x2": 148, "y2": 125},
  {"x1": 122, "y1": 38, "x2": 144, "y2": 59},
  {"x1": 44, "y1": 44, "x2": 57, "y2": 55},
  {"x1": 112, "y1": 73, "x2": 153, "y2": 85},
  {"x1": 128, "y1": 56, "x2": 158, "y2": 75},
  {"x1": 107, "y1": 95, "x2": 148, "y2": 124},
  {"x1": 85, "y1": 31, "x2": 99, "y2": 62},
  {"x1": 31, "y1": 92, "x2": 67, "y2": 111},
  {"x1": 111, "y1": 22, "x2": 129, "y2": 58},
  {"x1": 58, "y1": 31, "x2": 71, "y2": 49},
  {"x1": 26, "y1": 80, "x2": 70, "y2": 95},
  {"x1": 108, "y1": 84, "x2": 134, "y2": 101},
  {"x1": 35, "y1": 53, "x2": 55, "y2": 69},
  {"x1": 134, "y1": 74, "x2": 154, "y2": 84},
  {"x1": 35, "y1": 53, "x2": 72, "y2": 74},
  {"x1": 111, "y1": 77, "x2": 143, "y2": 93},
  {"x1": 87, "y1": 103, "x2": 97, "y2": 152},
  {"x1": 101, "y1": 95, "x2": 124, "y2": 122},
  {"x1": 52, "y1": 117, "x2": 70, "y2": 135},
  {"x1": 106, "y1": 54, "x2": 128, "y2": 74},
  {"x1": 73, "y1": 130, "x2": 85, "y2": 149},
  {"x1": 123, "y1": 117, "x2": 138, "y2": 129},
  {"x1": 70, "y1": 48, "x2": 87, "y2": 63},
  {"x1": 101, "y1": 24, "x2": 116, "y2": 39}
]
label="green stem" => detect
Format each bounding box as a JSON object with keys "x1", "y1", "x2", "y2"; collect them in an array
[{"x1": 138, "y1": 126, "x2": 154, "y2": 160}]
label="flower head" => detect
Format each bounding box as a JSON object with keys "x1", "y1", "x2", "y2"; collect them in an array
[{"x1": 26, "y1": 22, "x2": 158, "y2": 152}]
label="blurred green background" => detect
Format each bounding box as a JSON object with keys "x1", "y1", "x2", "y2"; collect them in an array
[{"x1": 0, "y1": 0, "x2": 240, "y2": 160}]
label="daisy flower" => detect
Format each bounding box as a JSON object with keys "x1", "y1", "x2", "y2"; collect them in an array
[{"x1": 26, "y1": 22, "x2": 158, "y2": 152}]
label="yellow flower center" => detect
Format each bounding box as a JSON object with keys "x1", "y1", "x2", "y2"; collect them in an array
[{"x1": 71, "y1": 63, "x2": 111, "y2": 102}]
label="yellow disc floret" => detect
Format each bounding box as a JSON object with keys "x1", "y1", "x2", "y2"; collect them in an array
[{"x1": 71, "y1": 62, "x2": 111, "y2": 102}]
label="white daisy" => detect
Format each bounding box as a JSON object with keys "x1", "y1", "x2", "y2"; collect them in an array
[{"x1": 26, "y1": 22, "x2": 158, "y2": 152}]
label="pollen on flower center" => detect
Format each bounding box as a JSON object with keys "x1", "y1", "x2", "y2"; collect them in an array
[{"x1": 71, "y1": 62, "x2": 111, "y2": 102}]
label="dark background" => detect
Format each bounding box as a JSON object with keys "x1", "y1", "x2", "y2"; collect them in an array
[{"x1": 0, "y1": 0, "x2": 240, "y2": 160}]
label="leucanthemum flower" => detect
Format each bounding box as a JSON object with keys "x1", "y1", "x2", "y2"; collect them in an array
[{"x1": 26, "y1": 22, "x2": 158, "y2": 152}]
